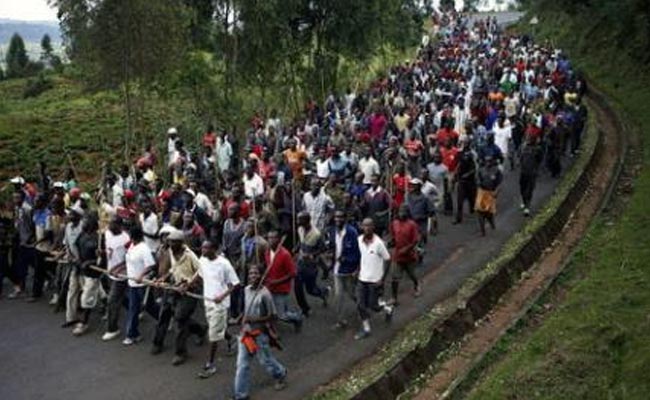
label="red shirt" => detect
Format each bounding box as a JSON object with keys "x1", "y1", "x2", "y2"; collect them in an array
[
  {"x1": 369, "y1": 113, "x2": 387, "y2": 141},
  {"x1": 440, "y1": 146, "x2": 460, "y2": 173},
  {"x1": 436, "y1": 128, "x2": 459, "y2": 147},
  {"x1": 202, "y1": 132, "x2": 217, "y2": 149},
  {"x1": 404, "y1": 139, "x2": 424, "y2": 157},
  {"x1": 221, "y1": 198, "x2": 250, "y2": 220},
  {"x1": 264, "y1": 246, "x2": 296, "y2": 294},
  {"x1": 392, "y1": 174, "x2": 409, "y2": 209},
  {"x1": 390, "y1": 219, "x2": 420, "y2": 263}
]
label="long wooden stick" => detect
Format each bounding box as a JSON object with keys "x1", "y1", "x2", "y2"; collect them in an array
[{"x1": 88, "y1": 265, "x2": 206, "y2": 301}]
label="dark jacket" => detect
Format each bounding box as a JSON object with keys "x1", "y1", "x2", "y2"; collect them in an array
[{"x1": 328, "y1": 224, "x2": 361, "y2": 275}]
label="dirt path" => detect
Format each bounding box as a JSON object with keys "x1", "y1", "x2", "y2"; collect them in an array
[{"x1": 411, "y1": 87, "x2": 626, "y2": 400}]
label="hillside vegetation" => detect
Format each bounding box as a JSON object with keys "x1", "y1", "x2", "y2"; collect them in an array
[{"x1": 464, "y1": 2, "x2": 650, "y2": 399}]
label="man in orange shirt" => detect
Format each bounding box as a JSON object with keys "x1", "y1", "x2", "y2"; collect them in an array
[{"x1": 283, "y1": 139, "x2": 307, "y2": 181}]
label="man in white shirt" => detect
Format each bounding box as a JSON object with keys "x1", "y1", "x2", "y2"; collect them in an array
[
  {"x1": 139, "y1": 201, "x2": 160, "y2": 254},
  {"x1": 357, "y1": 147, "x2": 380, "y2": 185},
  {"x1": 355, "y1": 218, "x2": 394, "y2": 340},
  {"x1": 493, "y1": 115, "x2": 512, "y2": 162},
  {"x1": 194, "y1": 240, "x2": 240, "y2": 378},
  {"x1": 102, "y1": 217, "x2": 131, "y2": 341},
  {"x1": 242, "y1": 166, "x2": 265, "y2": 199},
  {"x1": 123, "y1": 226, "x2": 156, "y2": 345}
]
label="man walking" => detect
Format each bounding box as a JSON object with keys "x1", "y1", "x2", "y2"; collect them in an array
[
  {"x1": 329, "y1": 210, "x2": 360, "y2": 329},
  {"x1": 389, "y1": 205, "x2": 421, "y2": 305},
  {"x1": 355, "y1": 218, "x2": 393, "y2": 340},
  {"x1": 264, "y1": 230, "x2": 302, "y2": 331},
  {"x1": 295, "y1": 212, "x2": 329, "y2": 317}
]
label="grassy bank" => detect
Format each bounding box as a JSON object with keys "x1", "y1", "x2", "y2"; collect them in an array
[{"x1": 462, "y1": 10, "x2": 650, "y2": 400}]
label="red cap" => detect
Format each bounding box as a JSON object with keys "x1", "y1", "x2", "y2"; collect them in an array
[{"x1": 69, "y1": 187, "x2": 82, "y2": 198}]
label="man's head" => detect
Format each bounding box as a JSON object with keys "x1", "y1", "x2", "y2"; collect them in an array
[
  {"x1": 248, "y1": 264, "x2": 264, "y2": 288},
  {"x1": 201, "y1": 240, "x2": 217, "y2": 259},
  {"x1": 361, "y1": 217, "x2": 374, "y2": 237},
  {"x1": 310, "y1": 178, "x2": 321, "y2": 195},
  {"x1": 109, "y1": 216, "x2": 123, "y2": 234},
  {"x1": 334, "y1": 210, "x2": 345, "y2": 229},
  {"x1": 267, "y1": 230, "x2": 281, "y2": 250},
  {"x1": 297, "y1": 211, "x2": 311, "y2": 228}
]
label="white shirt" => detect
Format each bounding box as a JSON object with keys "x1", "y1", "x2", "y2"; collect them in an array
[
  {"x1": 316, "y1": 159, "x2": 330, "y2": 179},
  {"x1": 358, "y1": 157, "x2": 380, "y2": 185},
  {"x1": 194, "y1": 192, "x2": 215, "y2": 217},
  {"x1": 139, "y1": 212, "x2": 160, "y2": 253},
  {"x1": 199, "y1": 255, "x2": 240, "y2": 309},
  {"x1": 334, "y1": 227, "x2": 345, "y2": 275},
  {"x1": 243, "y1": 173, "x2": 265, "y2": 199},
  {"x1": 125, "y1": 242, "x2": 155, "y2": 287},
  {"x1": 105, "y1": 230, "x2": 130, "y2": 281},
  {"x1": 358, "y1": 234, "x2": 390, "y2": 284},
  {"x1": 493, "y1": 122, "x2": 512, "y2": 156}
]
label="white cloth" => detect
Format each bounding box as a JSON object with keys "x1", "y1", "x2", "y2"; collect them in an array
[
  {"x1": 243, "y1": 173, "x2": 265, "y2": 199},
  {"x1": 105, "y1": 230, "x2": 130, "y2": 281},
  {"x1": 358, "y1": 157, "x2": 380, "y2": 184},
  {"x1": 334, "y1": 227, "x2": 345, "y2": 275},
  {"x1": 139, "y1": 212, "x2": 160, "y2": 253},
  {"x1": 493, "y1": 122, "x2": 512, "y2": 156},
  {"x1": 194, "y1": 192, "x2": 215, "y2": 217},
  {"x1": 316, "y1": 159, "x2": 330, "y2": 179},
  {"x1": 199, "y1": 255, "x2": 240, "y2": 309},
  {"x1": 125, "y1": 242, "x2": 155, "y2": 287},
  {"x1": 358, "y1": 234, "x2": 390, "y2": 284}
]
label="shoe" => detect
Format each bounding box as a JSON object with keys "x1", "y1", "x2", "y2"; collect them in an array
[
  {"x1": 150, "y1": 345, "x2": 163, "y2": 355},
  {"x1": 384, "y1": 305, "x2": 394, "y2": 323},
  {"x1": 122, "y1": 336, "x2": 142, "y2": 346},
  {"x1": 61, "y1": 320, "x2": 80, "y2": 328},
  {"x1": 274, "y1": 373, "x2": 287, "y2": 391},
  {"x1": 102, "y1": 331, "x2": 121, "y2": 341},
  {"x1": 49, "y1": 294, "x2": 59, "y2": 305},
  {"x1": 72, "y1": 323, "x2": 89, "y2": 336},
  {"x1": 321, "y1": 286, "x2": 331, "y2": 308},
  {"x1": 523, "y1": 208, "x2": 530, "y2": 217},
  {"x1": 7, "y1": 289, "x2": 23, "y2": 299},
  {"x1": 520, "y1": 203, "x2": 525, "y2": 210},
  {"x1": 197, "y1": 363, "x2": 217, "y2": 379},
  {"x1": 172, "y1": 354, "x2": 187, "y2": 366},
  {"x1": 354, "y1": 329, "x2": 371, "y2": 340}
]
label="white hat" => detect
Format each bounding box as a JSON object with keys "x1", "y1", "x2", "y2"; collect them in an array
[
  {"x1": 185, "y1": 189, "x2": 196, "y2": 198},
  {"x1": 410, "y1": 178, "x2": 423, "y2": 185},
  {"x1": 69, "y1": 205, "x2": 85, "y2": 216},
  {"x1": 9, "y1": 176, "x2": 25, "y2": 185},
  {"x1": 167, "y1": 229, "x2": 185, "y2": 241},
  {"x1": 167, "y1": 127, "x2": 178, "y2": 135},
  {"x1": 53, "y1": 181, "x2": 65, "y2": 189}
]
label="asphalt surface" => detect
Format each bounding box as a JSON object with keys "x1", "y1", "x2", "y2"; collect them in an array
[
  {"x1": 0, "y1": 158, "x2": 572, "y2": 400},
  {"x1": 0, "y1": 12, "x2": 548, "y2": 400}
]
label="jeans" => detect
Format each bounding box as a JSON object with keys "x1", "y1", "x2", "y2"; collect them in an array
[
  {"x1": 519, "y1": 173, "x2": 537, "y2": 209},
  {"x1": 13, "y1": 245, "x2": 35, "y2": 289},
  {"x1": 356, "y1": 281, "x2": 383, "y2": 321},
  {"x1": 32, "y1": 249, "x2": 51, "y2": 297},
  {"x1": 272, "y1": 293, "x2": 302, "y2": 325},
  {"x1": 334, "y1": 274, "x2": 357, "y2": 321},
  {"x1": 294, "y1": 262, "x2": 325, "y2": 315},
  {"x1": 126, "y1": 286, "x2": 145, "y2": 339},
  {"x1": 456, "y1": 181, "x2": 476, "y2": 222},
  {"x1": 106, "y1": 279, "x2": 128, "y2": 333},
  {"x1": 234, "y1": 333, "x2": 286, "y2": 400}
]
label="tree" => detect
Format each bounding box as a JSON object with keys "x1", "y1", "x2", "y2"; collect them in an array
[
  {"x1": 5, "y1": 33, "x2": 29, "y2": 79},
  {"x1": 54, "y1": 0, "x2": 191, "y2": 160},
  {"x1": 0, "y1": 65, "x2": 4, "y2": 81}
]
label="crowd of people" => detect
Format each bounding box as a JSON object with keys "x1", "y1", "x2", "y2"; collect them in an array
[{"x1": 0, "y1": 10, "x2": 588, "y2": 400}]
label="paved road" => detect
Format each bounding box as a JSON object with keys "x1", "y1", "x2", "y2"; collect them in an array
[
  {"x1": 0, "y1": 12, "x2": 547, "y2": 400},
  {"x1": 0, "y1": 161, "x2": 571, "y2": 400}
]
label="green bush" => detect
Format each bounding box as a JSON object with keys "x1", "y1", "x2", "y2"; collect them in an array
[{"x1": 23, "y1": 74, "x2": 54, "y2": 99}]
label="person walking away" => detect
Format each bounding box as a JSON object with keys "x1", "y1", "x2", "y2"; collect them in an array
[
  {"x1": 329, "y1": 210, "x2": 360, "y2": 330},
  {"x1": 101, "y1": 216, "x2": 130, "y2": 341},
  {"x1": 194, "y1": 240, "x2": 240, "y2": 379},
  {"x1": 475, "y1": 157, "x2": 503, "y2": 236},
  {"x1": 355, "y1": 218, "x2": 394, "y2": 340},
  {"x1": 233, "y1": 264, "x2": 288, "y2": 399},
  {"x1": 389, "y1": 205, "x2": 421, "y2": 305},
  {"x1": 519, "y1": 136, "x2": 543, "y2": 216},
  {"x1": 405, "y1": 178, "x2": 435, "y2": 250}
]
